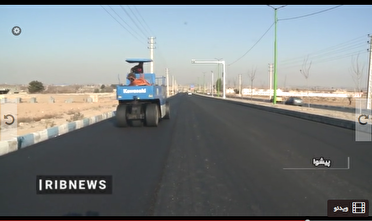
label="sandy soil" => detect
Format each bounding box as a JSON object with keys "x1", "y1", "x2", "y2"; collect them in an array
[
  {"x1": 0, "y1": 93, "x2": 118, "y2": 137},
  {"x1": 0, "y1": 92, "x2": 361, "y2": 138}
]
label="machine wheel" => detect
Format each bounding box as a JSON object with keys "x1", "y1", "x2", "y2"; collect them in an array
[
  {"x1": 145, "y1": 103, "x2": 159, "y2": 127},
  {"x1": 116, "y1": 104, "x2": 128, "y2": 127},
  {"x1": 164, "y1": 101, "x2": 170, "y2": 119}
]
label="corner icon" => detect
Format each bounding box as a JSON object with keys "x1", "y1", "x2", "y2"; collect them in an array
[{"x1": 12, "y1": 26, "x2": 21, "y2": 36}]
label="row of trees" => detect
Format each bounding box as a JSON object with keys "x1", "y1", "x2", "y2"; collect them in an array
[{"x1": 27, "y1": 81, "x2": 116, "y2": 94}]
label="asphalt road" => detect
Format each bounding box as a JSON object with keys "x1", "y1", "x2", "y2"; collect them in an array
[{"x1": 0, "y1": 93, "x2": 371, "y2": 217}]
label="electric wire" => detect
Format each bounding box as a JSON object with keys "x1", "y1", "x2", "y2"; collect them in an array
[
  {"x1": 120, "y1": 5, "x2": 149, "y2": 40},
  {"x1": 279, "y1": 5, "x2": 343, "y2": 21},
  {"x1": 127, "y1": 5, "x2": 152, "y2": 37},
  {"x1": 101, "y1": 5, "x2": 145, "y2": 45},
  {"x1": 229, "y1": 5, "x2": 344, "y2": 66},
  {"x1": 228, "y1": 22, "x2": 275, "y2": 66}
]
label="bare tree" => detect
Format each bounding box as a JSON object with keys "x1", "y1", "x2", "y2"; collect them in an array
[
  {"x1": 350, "y1": 53, "x2": 365, "y2": 93},
  {"x1": 349, "y1": 53, "x2": 365, "y2": 106},
  {"x1": 248, "y1": 67, "x2": 256, "y2": 100},
  {"x1": 300, "y1": 55, "x2": 312, "y2": 107}
]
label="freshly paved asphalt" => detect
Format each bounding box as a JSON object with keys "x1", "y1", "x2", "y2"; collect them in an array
[{"x1": 0, "y1": 93, "x2": 371, "y2": 217}]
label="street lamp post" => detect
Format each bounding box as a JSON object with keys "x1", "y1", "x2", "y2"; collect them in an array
[
  {"x1": 203, "y1": 72, "x2": 206, "y2": 94},
  {"x1": 211, "y1": 70, "x2": 214, "y2": 97},
  {"x1": 215, "y1": 58, "x2": 223, "y2": 97},
  {"x1": 191, "y1": 59, "x2": 226, "y2": 99},
  {"x1": 268, "y1": 5, "x2": 286, "y2": 104}
]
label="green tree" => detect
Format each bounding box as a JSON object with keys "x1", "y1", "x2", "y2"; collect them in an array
[
  {"x1": 100, "y1": 84, "x2": 106, "y2": 90},
  {"x1": 215, "y1": 78, "x2": 223, "y2": 96},
  {"x1": 28, "y1": 81, "x2": 45, "y2": 93}
]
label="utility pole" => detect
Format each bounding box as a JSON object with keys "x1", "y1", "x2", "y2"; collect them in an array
[
  {"x1": 148, "y1": 37, "x2": 156, "y2": 73},
  {"x1": 211, "y1": 71, "x2": 214, "y2": 97},
  {"x1": 367, "y1": 34, "x2": 372, "y2": 109},
  {"x1": 268, "y1": 5, "x2": 286, "y2": 104},
  {"x1": 217, "y1": 65, "x2": 220, "y2": 96},
  {"x1": 175, "y1": 79, "x2": 177, "y2": 94},
  {"x1": 203, "y1": 72, "x2": 206, "y2": 93},
  {"x1": 273, "y1": 8, "x2": 278, "y2": 104},
  {"x1": 239, "y1": 74, "x2": 242, "y2": 97},
  {"x1": 217, "y1": 65, "x2": 220, "y2": 97},
  {"x1": 215, "y1": 58, "x2": 223, "y2": 97},
  {"x1": 166, "y1": 68, "x2": 169, "y2": 97},
  {"x1": 198, "y1": 77, "x2": 200, "y2": 92},
  {"x1": 172, "y1": 75, "x2": 175, "y2": 95},
  {"x1": 222, "y1": 61, "x2": 226, "y2": 99},
  {"x1": 269, "y1": 63, "x2": 273, "y2": 100}
]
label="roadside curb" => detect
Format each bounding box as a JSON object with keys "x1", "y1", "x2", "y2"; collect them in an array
[
  {"x1": 0, "y1": 111, "x2": 116, "y2": 157},
  {"x1": 194, "y1": 93, "x2": 359, "y2": 131},
  {"x1": 0, "y1": 95, "x2": 176, "y2": 157}
]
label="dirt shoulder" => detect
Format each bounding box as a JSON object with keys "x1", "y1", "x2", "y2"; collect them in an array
[{"x1": 1, "y1": 93, "x2": 117, "y2": 136}]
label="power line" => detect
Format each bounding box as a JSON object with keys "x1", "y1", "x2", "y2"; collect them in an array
[
  {"x1": 281, "y1": 35, "x2": 366, "y2": 64},
  {"x1": 154, "y1": 42, "x2": 168, "y2": 67},
  {"x1": 129, "y1": 6, "x2": 167, "y2": 70},
  {"x1": 280, "y1": 40, "x2": 366, "y2": 67},
  {"x1": 280, "y1": 50, "x2": 368, "y2": 70},
  {"x1": 108, "y1": 5, "x2": 146, "y2": 41},
  {"x1": 279, "y1": 5, "x2": 343, "y2": 21},
  {"x1": 228, "y1": 22, "x2": 275, "y2": 66},
  {"x1": 119, "y1": 5, "x2": 149, "y2": 40},
  {"x1": 127, "y1": 5, "x2": 152, "y2": 37},
  {"x1": 133, "y1": 6, "x2": 156, "y2": 37},
  {"x1": 101, "y1": 5, "x2": 145, "y2": 45},
  {"x1": 311, "y1": 49, "x2": 368, "y2": 65},
  {"x1": 280, "y1": 36, "x2": 368, "y2": 68}
]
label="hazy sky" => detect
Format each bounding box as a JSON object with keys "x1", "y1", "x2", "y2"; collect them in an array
[{"x1": 1, "y1": 5, "x2": 371, "y2": 89}]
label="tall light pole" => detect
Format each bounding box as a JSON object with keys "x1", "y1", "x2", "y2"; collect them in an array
[
  {"x1": 198, "y1": 77, "x2": 200, "y2": 92},
  {"x1": 367, "y1": 34, "x2": 372, "y2": 109},
  {"x1": 203, "y1": 72, "x2": 206, "y2": 93},
  {"x1": 268, "y1": 5, "x2": 286, "y2": 104},
  {"x1": 211, "y1": 70, "x2": 214, "y2": 97},
  {"x1": 166, "y1": 68, "x2": 169, "y2": 97},
  {"x1": 215, "y1": 58, "x2": 223, "y2": 97},
  {"x1": 191, "y1": 59, "x2": 226, "y2": 99},
  {"x1": 269, "y1": 63, "x2": 273, "y2": 100},
  {"x1": 148, "y1": 37, "x2": 156, "y2": 73}
]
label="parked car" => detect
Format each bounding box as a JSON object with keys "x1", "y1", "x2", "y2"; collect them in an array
[{"x1": 285, "y1": 97, "x2": 303, "y2": 106}]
